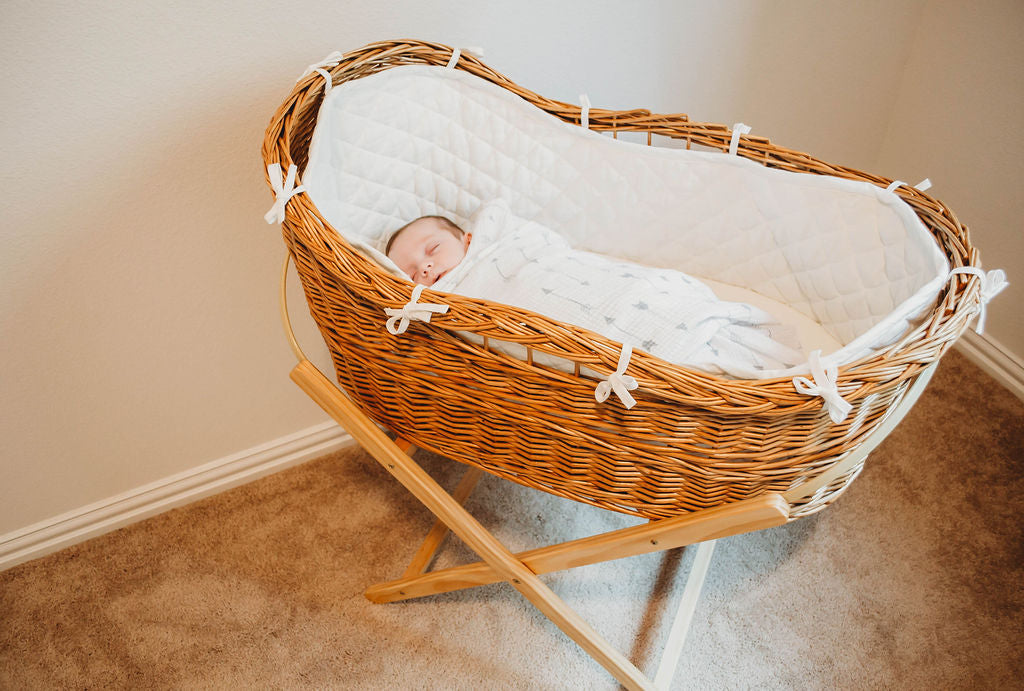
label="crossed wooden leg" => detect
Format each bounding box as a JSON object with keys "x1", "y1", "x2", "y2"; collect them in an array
[
  {"x1": 280, "y1": 252, "x2": 935, "y2": 689},
  {"x1": 366, "y1": 486, "x2": 788, "y2": 604},
  {"x1": 291, "y1": 359, "x2": 790, "y2": 690}
]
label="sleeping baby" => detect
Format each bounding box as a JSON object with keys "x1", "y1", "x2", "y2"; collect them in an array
[
  {"x1": 386, "y1": 214, "x2": 472, "y2": 287},
  {"x1": 385, "y1": 200, "x2": 804, "y2": 378}
]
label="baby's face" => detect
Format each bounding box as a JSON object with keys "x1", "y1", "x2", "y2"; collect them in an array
[{"x1": 387, "y1": 218, "x2": 471, "y2": 286}]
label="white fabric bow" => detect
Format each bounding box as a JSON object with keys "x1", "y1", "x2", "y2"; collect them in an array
[
  {"x1": 594, "y1": 344, "x2": 639, "y2": 409},
  {"x1": 886, "y1": 178, "x2": 932, "y2": 193},
  {"x1": 384, "y1": 284, "x2": 450, "y2": 335},
  {"x1": 263, "y1": 163, "x2": 306, "y2": 225},
  {"x1": 313, "y1": 68, "x2": 332, "y2": 94},
  {"x1": 729, "y1": 122, "x2": 751, "y2": 156},
  {"x1": 297, "y1": 51, "x2": 343, "y2": 81},
  {"x1": 949, "y1": 267, "x2": 1009, "y2": 334},
  {"x1": 793, "y1": 350, "x2": 852, "y2": 424},
  {"x1": 446, "y1": 46, "x2": 484, "y2": 68},
  {"x1": 579, "y1": 94, "x2": 592, "y2": 130}
]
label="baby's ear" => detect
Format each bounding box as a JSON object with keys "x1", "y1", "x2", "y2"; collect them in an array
[{"x1": 462, "y1": 232, "x2": 473, "y2": 249}]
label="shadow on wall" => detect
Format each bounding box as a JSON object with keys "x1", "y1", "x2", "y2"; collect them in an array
[{"x1": 667, "y1": 1, "x2": 926, "y2": 172}]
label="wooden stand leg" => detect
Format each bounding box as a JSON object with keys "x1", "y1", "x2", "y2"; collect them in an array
[
  {"x1": 289, "y1": 359, "x2": 798, "y2": 690},
  {"x1": 653, "y1": 540, "x2": 716, "y2": 689},
  {"x1": 403, "y1": 465, "x2": 484, "y2": 578},
  {"x1": 279, "y1": 254, "x2": 918, "y2": 690},
  {"x1": 290, "y1": 360, "x2": 655, "y2": 690}
]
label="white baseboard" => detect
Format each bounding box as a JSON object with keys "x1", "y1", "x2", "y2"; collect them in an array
[
  {"x1": 954, "y1": 330, "x2": 1024, "y2": 402},
  {"x1": 0, "y1": 422, "x2": 353, "y2": 573},
  {"x1": 3, "y1": 333, "x2": 1015, "y2": 574}
]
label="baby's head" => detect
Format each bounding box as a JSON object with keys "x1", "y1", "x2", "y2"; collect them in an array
[{"x1": 386, "y1": 215, "x2": 472, "y2": 286}]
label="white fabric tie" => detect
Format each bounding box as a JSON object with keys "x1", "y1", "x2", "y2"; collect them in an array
[
  {"x1": 729, "y1": 123, "x2": 751, "y2": 156},
  {"x1": 886, "y1": 178, "x2": 932, "y2": 193},
  {"x1": 594, "y1": 344, "x2": 639, "y2": 409},
  {"x1": 948, "y1": 267, "x2": 1009, "y2": 334},
  {"x1": 384, "y1": 284, "x2": 450, "y2": 335},
  {"x1": 580, "y1": 94, "x2": 591, "y2": 130},
  {"x1": 263, "y1": 163, "x2": 306, "y2": 225},
  {"x1": 446, "y1": 46, "x2": 484, "y2": 68},
  {"x1": 297, "y1": 51, "x2": 343, "y2": 81},
  {"x1": 314, "y1": 67, "x2": 332, "y2": 95},
  {"x1": 793, "y1": 350, "x2": 852, "y2": 424}
]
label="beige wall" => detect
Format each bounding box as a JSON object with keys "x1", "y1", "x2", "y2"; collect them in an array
[
  {"x1": 2, "y1": 1, "x2": 1014, "y2": 537},
  {"x1": 875, "y1": 0, "x2": 1023, "y2": 354}
]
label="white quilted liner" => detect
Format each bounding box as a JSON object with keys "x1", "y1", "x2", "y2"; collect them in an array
[{"x1": 303, "y1": 65, "x2": 950, "y2": 376}]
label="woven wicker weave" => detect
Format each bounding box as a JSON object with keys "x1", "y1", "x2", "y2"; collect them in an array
[{"x1": 262, "y1": 39, "x2": 981, "y2": 521}]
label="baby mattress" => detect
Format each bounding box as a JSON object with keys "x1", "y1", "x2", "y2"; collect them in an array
[{"x1": 302, "y1": 64, "x2": 949, "y2": 378}]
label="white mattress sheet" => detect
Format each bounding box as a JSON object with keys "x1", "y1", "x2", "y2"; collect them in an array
[{"x1": 303, "y1": 64, "x2": 948, "y2": 378}]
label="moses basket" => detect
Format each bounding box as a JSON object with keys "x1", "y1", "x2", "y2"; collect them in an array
[{"x1": 261, "y1": 40, "x2": 998, "y2": 689}]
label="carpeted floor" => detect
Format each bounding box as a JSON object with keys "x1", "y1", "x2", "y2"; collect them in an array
[{"x1": 2, "y1": 349, "x2": 1022, "y2": 689}]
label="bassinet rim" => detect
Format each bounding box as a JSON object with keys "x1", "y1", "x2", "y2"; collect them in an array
[
  {"x1": 262, "y1": 39, "x2": 984, "y2": 521},
  {"x1": 263, "y1": 40, "x2": 980, "y2": 414}
]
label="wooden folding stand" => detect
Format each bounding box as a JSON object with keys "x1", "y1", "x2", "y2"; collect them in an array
[{"x1": 281, "y1": 253, "x2": 935, "y2": 691}]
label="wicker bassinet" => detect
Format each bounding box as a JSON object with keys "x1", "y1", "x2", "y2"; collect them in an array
[{"x1": 262, "y1": 39, "x2": 981, "y2": 523}]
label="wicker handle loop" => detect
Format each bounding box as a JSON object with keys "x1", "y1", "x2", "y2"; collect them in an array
[{"x1": 280, "y1": 251, "x2": 308, "y2": 363}]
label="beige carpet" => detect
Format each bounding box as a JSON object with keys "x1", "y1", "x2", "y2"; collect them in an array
[{"x1": 2, "y1": 349, "x2": 1022, "y2": 689}]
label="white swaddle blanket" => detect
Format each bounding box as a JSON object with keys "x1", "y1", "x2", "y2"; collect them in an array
[{"x1": 428, "y1": 201, "x2": 805, "y2": 378}]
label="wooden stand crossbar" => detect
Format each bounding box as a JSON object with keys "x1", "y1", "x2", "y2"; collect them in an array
[{"x1": 366, "y1": 492, "x2": 788, "y2": 604}]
